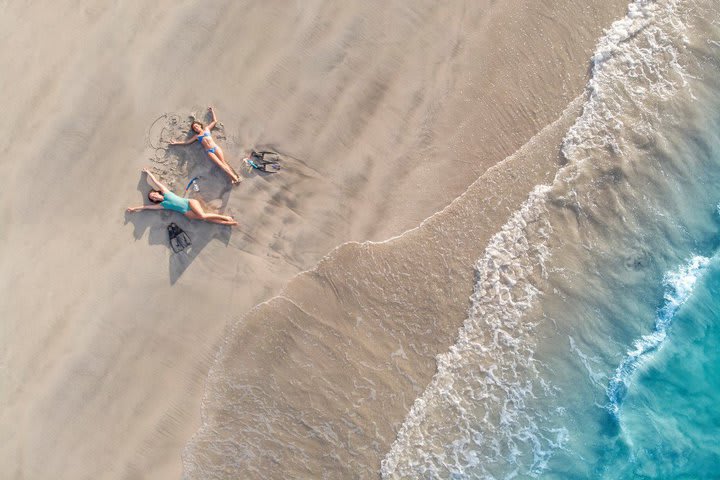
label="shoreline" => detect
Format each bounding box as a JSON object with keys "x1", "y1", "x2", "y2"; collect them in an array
[
  {"x1": 0, "y1": 1, "x2": 629, "y2": 478},
  {"x1": 182, "y1": 94, "x2": 585, "y2": 478}
]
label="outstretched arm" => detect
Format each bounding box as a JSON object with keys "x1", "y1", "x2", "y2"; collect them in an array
[
  {"x1": 126, "y1": 204, "x2": 163, "y2": 213},
  {"x1": 143, "y1": 168, "x2": 170, "y2": 193},
  {"x1": 207, "y1": 106, "x2": 218, "y2": 130},
  {"x1": 168, "y1": 134, "x2": 197, "y2": 146}
]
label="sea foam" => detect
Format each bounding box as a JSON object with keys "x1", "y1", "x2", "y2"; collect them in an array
[
  {"x1": 381, "y1": 1, "x2": 690, "y2": 477},
  {"x1": 606, "y1": 255, "x2": 710, "y2": 418}
]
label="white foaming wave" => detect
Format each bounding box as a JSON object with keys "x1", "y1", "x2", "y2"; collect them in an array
[
  {"x1": 606, "y1": 255, "x2": 710, "y2": 418},
  {"x1": 561, "y1": 0, "x2": 686, "y2": 164},
  {"x1": 381, "y1": 185, "x2": 560, "y2": 479},
  {"x1": 382, "y1": 1, "x2": 690, "y2": 478}
]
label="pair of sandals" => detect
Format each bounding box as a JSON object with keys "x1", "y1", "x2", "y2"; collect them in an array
[{"x1": 244, "y1": 150, "x2": 282, "y2": 173}]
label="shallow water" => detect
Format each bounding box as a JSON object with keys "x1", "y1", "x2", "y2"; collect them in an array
[{"x1": 383, "y1": 0, "x2": 720, "y2": 477}]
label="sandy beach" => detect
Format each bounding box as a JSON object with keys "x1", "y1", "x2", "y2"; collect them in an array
[{"x1": 0, "y1": 1, "x2": 629, "y2": 478}]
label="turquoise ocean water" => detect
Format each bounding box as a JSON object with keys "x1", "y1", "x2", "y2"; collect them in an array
[
  {"x1": 599, "y1": 255, "x2": 720, "y2": 477},
  {"x1": 382, "y1": 1, "x2": 720, "y2": 477}
]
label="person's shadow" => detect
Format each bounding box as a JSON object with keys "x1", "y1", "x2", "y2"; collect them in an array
[{"x1": 125, "y1": 159, "x2": 236, "y2": 285}]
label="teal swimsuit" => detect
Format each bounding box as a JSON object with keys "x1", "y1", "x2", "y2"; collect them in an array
[{"x1": 161, "y1": 191, "x2": 191, "y2": 214}]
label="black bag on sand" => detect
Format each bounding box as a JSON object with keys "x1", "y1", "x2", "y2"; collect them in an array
[{"x1": 167, "y1": 223, "x2": 191, "y2": 253}]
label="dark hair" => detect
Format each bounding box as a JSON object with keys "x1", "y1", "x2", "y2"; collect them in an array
[
  {"x1": 191, "y1": 121, "x2": 204, "y2": 131},
  {"x1": 148, "y1": 189, "x2": 163, "y2": 203}
]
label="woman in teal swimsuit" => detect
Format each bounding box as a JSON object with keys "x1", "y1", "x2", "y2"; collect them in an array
[
  {"x1": 168, "y1": 106, "x2": 242, "y2": 184},
  {"x1": 127, "y1": 169, "x2": 238, "y2": 226}
]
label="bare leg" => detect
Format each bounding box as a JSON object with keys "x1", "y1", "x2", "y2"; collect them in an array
[
  {"x1": 187, "y1": 200, "x2": 238, "y2": 226},
  {"x1": 207, "y1": 151, "x2": 241, "y2": 184},
  {"x1": 186, "y1": 210, "x2": 237, "y2": 225},
  {"x1": 214, "y1": 146, "x2": 228, "y2": 165},
  {"x1": 214, "y1": 147, "x2": 243, "y2": 184}
]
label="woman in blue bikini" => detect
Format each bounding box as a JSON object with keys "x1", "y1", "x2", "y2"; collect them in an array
[
  {"x1": 169, "y1": 106, "x2": 242, "y2": 184},
  {"x1": 127, "y1": 168, "x2": 238, "y2": 226}
]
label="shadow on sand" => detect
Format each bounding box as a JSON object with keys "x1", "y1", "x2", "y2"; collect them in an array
[{"x1": 125, "y1": 163, "x2": 236, "y2": 285}]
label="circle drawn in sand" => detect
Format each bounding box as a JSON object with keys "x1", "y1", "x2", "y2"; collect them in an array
[{"x1": 147, "y1": 113, "x2": 182, "y2": 162}]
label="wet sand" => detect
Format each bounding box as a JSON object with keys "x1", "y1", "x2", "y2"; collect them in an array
[{"x1": 0, "y1": 1, "x2": 627, "y2": 478}]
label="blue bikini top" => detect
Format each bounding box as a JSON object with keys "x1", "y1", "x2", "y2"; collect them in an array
[{"x1": 196, "y1": 130, "x2": 211, "y2": 142}]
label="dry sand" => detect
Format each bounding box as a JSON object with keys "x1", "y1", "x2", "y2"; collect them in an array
[{"x1": 0, "y1": 1, "x2": 627, "y2": 478}]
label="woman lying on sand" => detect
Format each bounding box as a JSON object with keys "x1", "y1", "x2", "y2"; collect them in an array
[
  {"x1": 127, "y1": 168, "x2": 238, "y2": 226},
  {"x1": 168, "y1": 106, "x2": 242, "y2": 184}
]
